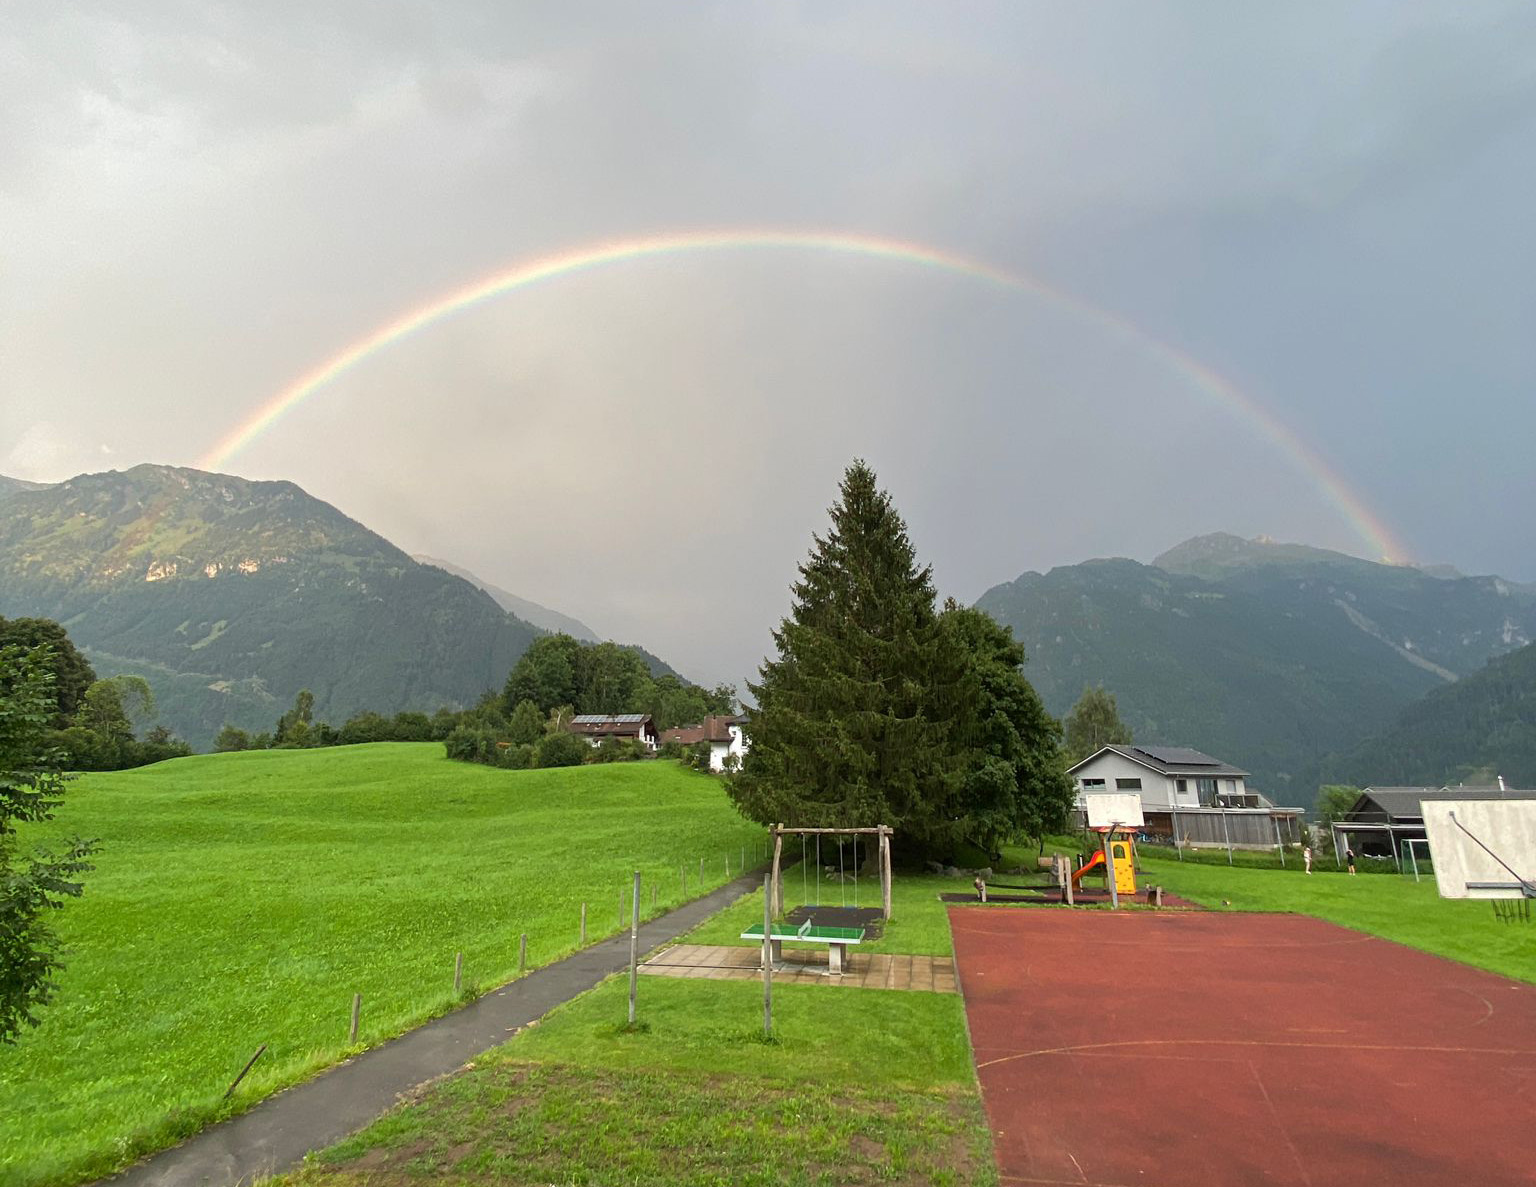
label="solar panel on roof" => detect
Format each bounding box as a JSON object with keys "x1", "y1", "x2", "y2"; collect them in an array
[{"x1": 1137, "y1": 746, "x2": 1220, "y2": 766}]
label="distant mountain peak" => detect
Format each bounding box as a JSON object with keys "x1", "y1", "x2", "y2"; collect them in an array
[{"x1": 1152, "y1": 532, "x2": 1374, "y2": 577}]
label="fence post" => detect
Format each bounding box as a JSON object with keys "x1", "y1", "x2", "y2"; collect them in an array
[
  {"x1": 349, "y1": 993, "x2": 361, "y2": 1043},
  {"x1": 699, "y1": 856, "x2": 705, "y2": 885},
  {"x1": 628, "y1": 870, "x2": 641, "y2": 1025},
  {"x1": 580, "y1": 902, "x2": 587, "y2": 944},
  {"x1": 453, "y1": 951, "x2": 463, "y2": 995},
  {"x1": 519, "y1": 933, "x2": 527, "y2": 973},
  {"x1": 761, "y1": 874, "x2": 773, "y2": 1037},
  {"x1": 681, "y1": 864, "x2": 686, "y2": 898}
]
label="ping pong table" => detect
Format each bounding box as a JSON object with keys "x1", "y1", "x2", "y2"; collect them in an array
[{"x1": 740, "y1": 919, "x2": 865, "y2": 974}]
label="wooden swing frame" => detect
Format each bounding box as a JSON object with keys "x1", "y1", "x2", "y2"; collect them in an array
[{"x1": 768, "y1": 824, "x2": 894, "y2": 921}]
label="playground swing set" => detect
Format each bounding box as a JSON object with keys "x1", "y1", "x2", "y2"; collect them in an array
[{"x1": 741, "y1": 824, "x2": 895, "y2": 976}]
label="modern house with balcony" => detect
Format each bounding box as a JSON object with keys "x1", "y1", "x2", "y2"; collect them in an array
[{"x1": 1068, "y1": 744, "x2": 1304, "y2": 847}]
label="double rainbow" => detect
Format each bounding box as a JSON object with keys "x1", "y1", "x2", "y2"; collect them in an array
[{"x1": 196, "y1": 229, "x2": 1405, "y2": 563}]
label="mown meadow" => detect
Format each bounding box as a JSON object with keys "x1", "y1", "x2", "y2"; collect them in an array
[{"x1": 0, "y1": 744, "x2": 767, "y2": 1187}]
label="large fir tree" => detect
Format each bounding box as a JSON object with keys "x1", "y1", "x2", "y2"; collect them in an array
[{"x1": 729, "y1": 461, "x2": 972, "y2": 849}]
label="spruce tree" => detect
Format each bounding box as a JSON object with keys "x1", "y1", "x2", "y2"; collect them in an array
[{"x1": 730, "y1": 461, "x2": 970, "y2": 848}]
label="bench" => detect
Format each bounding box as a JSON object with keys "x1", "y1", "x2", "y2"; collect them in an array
[{"x1": 740, "y1": 920, "x2": 865, "y2": 974}]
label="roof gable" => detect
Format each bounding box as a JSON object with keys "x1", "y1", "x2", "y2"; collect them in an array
[{"x1": 1068, "y1": 744, "x2": 1248, "y2": 779}]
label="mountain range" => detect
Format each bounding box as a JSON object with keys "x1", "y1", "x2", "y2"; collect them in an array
[
  {"x1": 4, "y1": 465, "x2": 1531, "y2": 802},
  {"x1": 977, "y1": 533, "x2": 1536, "y2": 805},
  {"x1": 0, "y1": 466, "x2": 559, "y2": 748}
]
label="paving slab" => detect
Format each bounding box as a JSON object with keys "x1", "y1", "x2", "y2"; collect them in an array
[{"x1": 638, "y1": 944, "x2": 957, "y2": 992}]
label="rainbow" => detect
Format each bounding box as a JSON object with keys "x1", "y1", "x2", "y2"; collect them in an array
[{"x1": 197, "y1": 229, "x2": 1407, "y2": 562}]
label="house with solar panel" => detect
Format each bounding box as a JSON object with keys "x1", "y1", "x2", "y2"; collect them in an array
[
  {"x1": 565, "y1": 713, "x2": 660, "y2": 750},
  {"x1": 1068, "y1": 744, "x2": 1304, "y2": 848}
]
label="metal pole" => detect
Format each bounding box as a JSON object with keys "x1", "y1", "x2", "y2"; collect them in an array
[
  {"x1": 1102, "y1": 829, "x2": 1119, "y2": 910},
  {"x1": 628, "y1": 870, "x2": 640, "y2": 1025},
  {"x1": 1390, "y1": 829, "x2": 1401, "y2": 873},
  {"x1": 1221, "y1": 808, "x2": 1233, "y2": 865},
  {"x1": 1273, "y1": 816, "x2": 1286, "y2": 868},
  {"x1": 1407, "y1": 839, "x2": 1420, "y2": 883},
  {"x1": 761, "y1": 874, "x2": 773, "y2": 1037},
  {"x1": 1173, "y1": 808, "x2": 1183, "y2": 860}
]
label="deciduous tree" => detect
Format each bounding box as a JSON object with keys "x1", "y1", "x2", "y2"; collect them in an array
[
  {"x1": 0, "y1": 646, "x2": 97, "y2": 1044},
  {"x1": 1062, "y1": 685, "x2": 1133, "y2": 764}
]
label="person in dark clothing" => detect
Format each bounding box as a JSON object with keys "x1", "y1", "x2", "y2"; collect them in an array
[{"x1": 1346, "y1": 846, "x2": 1357, "y2": 875}]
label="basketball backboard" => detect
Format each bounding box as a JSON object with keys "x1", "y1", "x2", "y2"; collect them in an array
[
  {"x1": 1421, "y1": 800, "x2": 1536, "y2": 900},
  {"x1": 1084, "y1": 793, "x2": 1144, "y2": 830}
]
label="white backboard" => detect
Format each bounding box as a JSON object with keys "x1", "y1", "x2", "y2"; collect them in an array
[
  {"x1": 1084, "y1": 793, "x2": 1144, "y2": 830},
  {"x1": 1422, "y1": 800, "x2": 1536, "y2": 900}
]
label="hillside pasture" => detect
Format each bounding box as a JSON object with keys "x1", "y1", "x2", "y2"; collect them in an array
[{"x1": 0, "y1": 745, "x2": 765, "y2": 1187}]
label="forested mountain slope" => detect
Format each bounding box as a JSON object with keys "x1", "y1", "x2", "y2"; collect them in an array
[
  {"x1": 0, "y1": 465, "x2": 545, "y2": 747},
  {"x1": 977, "y1": 534, "x2": 1536, "y2": 806},
  {"x1": 1323, "y1": 641, "x2": 1536, "y2": 789}
]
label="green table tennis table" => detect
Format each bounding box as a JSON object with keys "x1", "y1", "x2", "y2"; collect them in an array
[{"x1": 741, "y1": 920, "x2": 865, "y2": 974}]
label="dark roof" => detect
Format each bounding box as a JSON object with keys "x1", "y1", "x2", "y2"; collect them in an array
[
  {"x1": 1069, "y1": 744, "x2": 1248, "y2": 778},
  {"x1": 659, "y1": 715, "x2": 745, "y2": 747},
  {"x1": 1349, "y1": 785, "x2": 1536, "y2": 822},
  {"x1": 567, "y1": 713, "x2": 654, "y2": 738}
]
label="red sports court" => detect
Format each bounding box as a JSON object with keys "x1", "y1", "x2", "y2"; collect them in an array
[{"x1": 950, "y1": 908, "x2": 1536, "y2": 1186}]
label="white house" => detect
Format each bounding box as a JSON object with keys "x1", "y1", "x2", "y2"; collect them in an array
[
  {"x1": 659, "y1": 714, "x2": 750, "y2": 772},
  {"x1": 1068, "y1": 745, "x2": 1303, "y2": 847}
]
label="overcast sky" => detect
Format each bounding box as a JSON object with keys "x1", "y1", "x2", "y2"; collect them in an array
[{"x1": 5, "y1": 2, "x2": 1535, "y2": 687}]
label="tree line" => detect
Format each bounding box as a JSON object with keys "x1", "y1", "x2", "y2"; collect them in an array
[
  {"x1": 444, "y1": 635, "x2": 736, "y2": 771},
  {"x1": 0, "y1": 618, "x2": 191, "y2": 771}
]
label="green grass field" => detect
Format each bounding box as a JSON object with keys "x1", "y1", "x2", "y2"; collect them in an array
[
  {"x1": 279, "y1": 950, "x2": 991, "y2": 1185},
  {"x1": 1139, "y1": 856, "x2": 1536, "y2": 983},
  {"x1": 0, "y1": 745, "x2": 767, "y2": 1187}
]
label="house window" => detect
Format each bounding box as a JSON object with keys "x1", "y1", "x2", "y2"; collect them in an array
[
  {"x1": 1115, "y1": 778, "x2": 1142, "y2": 791},
  {"x1": 1196, "y1": 778, "x2": 1217, "y2": 806},
  {"x1": 1176, "y1": 778, "x2": 1188, "y2": 798},
  {"x1": 1081, "y1": 778, "x2": 1106, "y2": 790}
]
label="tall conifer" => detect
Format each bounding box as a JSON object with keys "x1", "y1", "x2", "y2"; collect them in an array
[{"x1": 730, "y1": 461, "x2": 970, "y2": 845}]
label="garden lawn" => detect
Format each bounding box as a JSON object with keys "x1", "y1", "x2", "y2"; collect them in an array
[
  {"x1": 277, "y1": 974, "x2": 993, "y2": 1187},
  {"x1": 0, "y1": 745, "x2": 767, "y2": 1187},
  {"x1": 1142, "y1": 855, "x2": 1536, "y2": 984}
]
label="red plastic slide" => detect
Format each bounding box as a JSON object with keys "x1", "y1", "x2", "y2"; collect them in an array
[{"x1": 1070, "y1": 850, "x2": 1105, "y2": 886}]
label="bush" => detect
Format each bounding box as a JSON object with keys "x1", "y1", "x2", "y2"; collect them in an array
[
  {"x1": 534, "y1": 731, "x2": 589, "y2": 769},
  {"x1": 658, "y1": 740, "x2": 687, "y2": 761},
  {"x1": 444, "y1": 724, "x2": 499, "y2": 764},
  {"x1": 587, "y1": 738, "x2": 645, "y2": 764}
]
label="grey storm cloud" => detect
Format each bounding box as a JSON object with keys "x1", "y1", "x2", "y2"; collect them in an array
[{"x1": 4, "y1": 2, "x2": 1535, "y2": 688}]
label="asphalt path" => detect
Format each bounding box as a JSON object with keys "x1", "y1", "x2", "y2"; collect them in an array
[{"x1": 102, "y1": 869, "x2": 766, "y2": 1187}]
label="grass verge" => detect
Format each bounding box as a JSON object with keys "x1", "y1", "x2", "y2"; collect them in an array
[{"x1": 277, "y1": 976, "x2": 992, "y2": 1187}]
